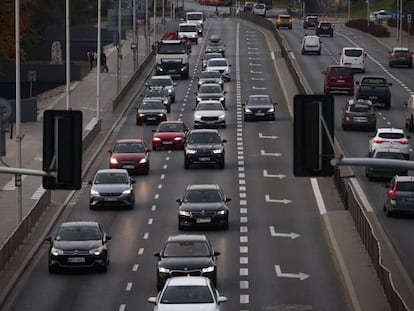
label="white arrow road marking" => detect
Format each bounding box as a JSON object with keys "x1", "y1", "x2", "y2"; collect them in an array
[
  {"x1": 251, "y1": 77, "x2": 265, "y2": 81},
  {"x1": 265, "y1": 195, "x2": 291, "y2": 204},
  {"x1": 252, "y1": 86, "x2": 267, "y2": 90},
  {"x1": 248, "y1": 57, "x2": 260, "y2": 60},
  {"x1": 259, "y1": 133, "x2": 278, "y2": 139},
  {"x1": 248, "y1": 47, "x2": 259, "y2": 50},
  {"x1": 263, "y1": 170, "x2": 286, "y2": 179},
  {"x1": 269, "y1": 226, "x2": 300, "y2": 239},
  {"x1": 249, "y1": 63, "x2": 262, "y2": 66},
  {"x1": 248, "y1": 52, "x2": 259, "y2": 55},
  {"x1": 261, "y1": 150, "x2": 281, "y2": 156},
  {"x1": 275, "y1": 265, "x2": 309, "y2": 280}
]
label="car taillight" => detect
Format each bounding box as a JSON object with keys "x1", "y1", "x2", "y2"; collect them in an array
[
  {"x1": 405, "y1": 55, "x2": 412, "y2": 59},
  {"x1": 389, "y1": 183, "x2": 397, "y2": 200},
  {"x1": 391, "y1": 54, "x2": 397, "y2": 59},
  {"x1": 399, "y1": 140, "x2": 409, "y2": 145},
  {"x1": 373, "y1": 139, "x2": 385, "y2": 144}
]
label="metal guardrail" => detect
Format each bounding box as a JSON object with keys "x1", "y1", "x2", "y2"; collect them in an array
[{"x1": 234, "y1": 10, "x2": 409, "y2": 311}]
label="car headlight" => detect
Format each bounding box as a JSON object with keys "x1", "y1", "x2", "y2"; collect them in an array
[
  {"x1": 90, "y1": 189, "x2": 100, "y2": 196},
  {"x1": 122, "y1": 189, "x2": 132, "y2": 195},
  {"x1": 163, "y1": 100, "x2": 168, "y2": 105},
  {"x1": 218, "y1": 114, "x2": 225, "y2": 119},
  {"x1": 217, "y1": 209, "x2": 227, "y2": 215},
  {"x1": 196, "y1": 97, "x2": 202, "y2": 102},
  {"x1": 138, "y1": 113, "x2": 145, "y2": 117},
  {"x1": 51, "y1": 247, "x2": 64, "y2": 256},
  {"x1": 179, "y1": 210, "x2": 191, "y2": 216},
  {"x1": 194, "y1": 114, "x2": 201, "y2": 121},
  {"x1": 153, "y1": 137, "x2": 161, "y2": 141},
  {"x1": 139, "y1": 158, "x2": 148, "y2": 164},
  {"x1": 202, "y1": 266, "x2": 215, "y2": 273},
  {"x1": 268, "y1": 107, "x2": 275, "y2": 112},
  {"x1": 213, "y1": 147, "x2": 224, "y2": 154},
  {"x1": 89, "y1": 247, "x2": 103, "y2": 256},
  {"x1": 186, "y1": 149, "x2": 197, "y2": 154},
  {"x1": 245, "y1": 108, "x2": 252, "y2": 113},
  {"x1": 158, "y1": 113, "x2": 166, "y2": 117},
  {"x1": 219, "y1": 97, "x2": 225, "y2": 102},
  {"x1": 110, "y1": 157, "x2": 119, "y2": 165},
  {"x1": 174, "y1": 137, "x2": 184, "y2": 141},
  {"x1": 158, "y1": 267, "x2": 170, "y2": 273},
  {"x1": 167, "y1": 89, "x2": 172, "y2": 94}
]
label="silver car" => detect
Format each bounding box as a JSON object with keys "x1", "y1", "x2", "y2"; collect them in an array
[
  {"x1": 193, "y1": 100, "x2": 226, "y2": 128},
  {"x1": 195, "y1": 83, "x2": 226, "y2": 107},
  {"x1": 205, "y1": 58, "x2": 231, "y2": 81},
  {"x1": 89, "y1": 169, "x2": 136, "y2": 209},
  {"x1": 197, "y1": 71, "x2": 224, "y2": 89},
  {"x1": 146, "y1": 75, "x2": 176, "y2": 102},
  {"x1": 368, "y1": 128, "x2": 411, "y2": 160}
]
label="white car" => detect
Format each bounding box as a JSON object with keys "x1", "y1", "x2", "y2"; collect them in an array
[
  {"x1": 193, "y1": 100, "x2": 227, "y2": 128},
  {"x1": 369, "y1": 9, "x2": 392, "y2": 23},
  {"x1": 301, "y1": 35, "x2": 321, "y2": 55},
  {"x1": 369, "y1": 128, "x2": 411, "y2": 160},
  {"x1": 252, "y1": 3, "x2": 266, "y2": 16},
  {"x1": 148, "y1": 276, "x2": 227, "y2": 311},
  {"x1": 205, "y1": 58, "x2": 231, "y2": 81}
]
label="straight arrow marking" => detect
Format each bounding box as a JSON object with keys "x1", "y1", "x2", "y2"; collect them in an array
[
  {"x1": 275, "y1": 265, "x2": 310, "y2": 280},
  {"x1": 253, "y1": 86, "x2": 267, "y2": 90},
  {"x1": 261, "y1": 150, "x2": 281, "y2": 156},
  {"x1": 269, "y1": 226, "x2": 300, "y2": 239},
  {"x1": 251, "y1": 77, "x2": 265, "y2": 81},
  {"x1": 265, "y1": 194, "x2": 291, "y2": 204},
  {"x1": 250, "y1": 70, "x2": 263, "y2": 74},
  {"x1": 259, "y1": 133, "x2": 278, "y2": 139},
  {"x1": 263, "y1": 170, "x2": 286, "y2": 179}
]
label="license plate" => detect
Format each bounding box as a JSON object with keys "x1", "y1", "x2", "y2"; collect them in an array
[
  {"x1": 67, "y1": 257, "x2": 85, "y2": 263},
  {"x1": 147, "y1": 117, "x2": 156, "y2": 120},
  {"x1": 123, "y1": 165, "x2": 134, "y2": 169},
  {"x1": 406, "y1": 197, "x2": 414, "y2": 202},
  {"x1": 353, "y1": 117, "x2": 367, "y2": 122},
  {"x1": 337, "y1": 79, "x2": 345, "y2": 83},
  {"x1": 105, "y1": 197, "x2": 118, "y2": 201},
  {"x1": 255, "y1": 113, "x2": 265, "y2": 116},
  {"x1": 369, "y1": 96, "x2": 377, "y2": 99},
  {"x1": 196, "y1": 218, "x2": 211, "y2": 223},
  {"x1": 199, "y1": 157, "x2": 210, "y2": 161},
  {"x1": 162, "y1": 141, "x2": 173, "y2": 144},
  {"x1": 168, "y1": 69, "x2": 176, "y2": 73}
]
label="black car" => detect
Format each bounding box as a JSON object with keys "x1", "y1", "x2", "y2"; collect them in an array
[
  {"x1": 47, "y1": 221, "x2": 111, "y2": 272},
  {"x1": 142, "y1": 87, "x2": 171, "y2": 113},
  {"x1": 154, "y1": 234, "x2": 220, "y2": 290},
  {"x1": 243, "y1": 95, "x2": 278, "y2": 121},
  {"x1": 184, "y1": 129, "x2": 226, "y2": 169},
  {"x1": 135, "y1": 98, "x2": 167, "y2": 125},
  {"x1": 197, "y1": 71, "x2": 224, "y2": 89},
  {"x1": 303, "y1": 15, "x2": 319, "y2": 28},
  {"x1": 389, "y1": 47, "x2": 413, "y2": 68},
  {"x1": 315, "y1": 21, "x2": 334, "y2": 37},
  {"x1": 204, "y1": 35, "x2": 226, "y2": 56},
  {"x1": 177, "y1": 184, "x2": 230, "y2": 229},
  {"x1": 195, "y1": 83, "x2": 226, "y2": 107},
  {"x1": 341, "y1": 99, "x2": 376, "y2": 131}
]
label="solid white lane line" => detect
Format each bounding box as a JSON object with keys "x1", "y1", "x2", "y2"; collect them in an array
[{"x1": 310, "y1": 178, "x2": 327, "y2": 215}]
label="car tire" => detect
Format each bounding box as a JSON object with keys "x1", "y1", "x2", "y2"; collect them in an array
[
  {"x1": 222, "y1": 218, "x2": 229, "y2": 230},
  {"x1": 318, "y1": 50, "x2": 321, "y2": 55},
  {"x1": 218, "y1": 159, "x2": 225, "y2": 169},
  {"x1": 136, "y1": 119, "x2": 142, "y2": 126},
  {"x1": 184, "y1": 158, "x2": 190, "y2": 169},
  {"x1": 99, "y1": 263, "x2": 108, "y2": 273},
  {"x1": 167, "y1": 106, "x2": 171, "y2": 113},
  {"x1": 386, "y1": 206, "x2": 393, "y2": 217},
  {"x1": 48, "y1": 264, "x2": 57, "y2": 273},
  {"x1": 384, "y1": 100, "x2": 391, "y2": 110}
]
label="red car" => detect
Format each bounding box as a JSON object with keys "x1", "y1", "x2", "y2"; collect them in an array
[
  {"x1": 323, "y1": 65, "x2": 355, "y2": 95},
  {"x1": 152, "y1": 121, "x2": 189, "y2": 150},
  {"x1": 108, "y1": 139, "x2": 151, "y2": 175}
]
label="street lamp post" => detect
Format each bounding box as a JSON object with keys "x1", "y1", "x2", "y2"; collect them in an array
[
  {"x1": 366, "y1": 0, "x2": 370, "y2": 30},
  {"x1": 117, "y1": 0, "x2": 122, "y2": 94},
  {"x1": 96, "y1": 0, "x2": 101, "y2": 121}
]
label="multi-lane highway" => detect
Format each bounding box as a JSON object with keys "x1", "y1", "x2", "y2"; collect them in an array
[{"x1": 5, "y1": 6, "x2": 414, "y2": 311}]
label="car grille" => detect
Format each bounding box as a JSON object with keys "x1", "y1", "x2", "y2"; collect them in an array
[
  {"x1": 100, "y1": 191, "x2": 122, "y2": 196},
  {"x1": 196, "y1": 149, "x2": 213, "y2": 155},
  {"x1": 191, "y1": 211, "x2": 216, "y2": 217},
  {"x1": 201, "y1": 116, "x2": 219, "y2": 121},
  {"x1": 120, "y1": 160, "x2": 135, "y2": 165},
  {"x1": 62, "y1": 250, "x2": 90, "y2": 255},
  {"x1": 170, "y1": 269, "x2": 202, "y2": 277}
]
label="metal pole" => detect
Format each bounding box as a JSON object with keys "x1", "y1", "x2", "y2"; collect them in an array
[
  {"x1": 133, "y1": 0, "x2": 137, "y2": 70},
  {"x1": 146, "y1": 0, "x2": 150, "y2": 55},
  {"x1": 397, "y1": 0, "x2": 400, "y2": 40},
  {"x1": 117, "y1": 0, "x2": 122, "y2": 94},
  {"x1": 162, "y1": 0, "x2": 165, "y2": 35},
  {"x1": 347, "y1": 0, "x2": 350, "y2": 20},
  {"x1": 400, "y1": 0, "x2": 403, "y2": 47},
  {"x1": 97, "y1": 0, "x2": 101, "y2": 120},
  {"x1": 153, "y1": 0, "x2": 157, "y2": 47},
  {"x1": 66, "y1": 0, "x2": 70, "y2": 110},
  {"x1": 15, "y1": 0, "x2": 22, "y2": 224},
  {"x1": 366, "y1": 0, "x2": 369, "y2": 30}
]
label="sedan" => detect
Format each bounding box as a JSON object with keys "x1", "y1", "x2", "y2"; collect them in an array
[
  {"x1": 243, "y1": 94, "x2": 277, "y2": 121},
  {"x1": 316, "y1": 21, "x2": 334, "y2": 36},
  {"x1": 389, "y1": 47, "x2": 413, "y2": 68},
  {"x1": 197, "y1": 70, "x2": 224, "y2": 89},
  {"x1": 205, "y1": 58, "x2": 231, "y2": 81},
  {"x1": 204, "y1": 35, "x2": 226, "y2": 56},
  {"x1": 177, "y1": 184, "x2": 230, "y2": 230},
  {"x1": 47, "y1": 221, "x2": 111, "y2": 273},
  {"x1": 195, "y1": 83, "x2": 226, "y2": 107},
  {"x1": 89, "y1": 169, "x2": 136, "y2": 209},
  {"x1": 148, "y1": 276, "x2": 227, "y2": 310},
  {"x1": 384, "y1": 175, "x2": 414, "y2": 217},
  {"x1": 108, "y1": 139, "x2": 151, "y2": 174},
  {"x1": 142, "y1": 87, "x2": 172, "y2": 113},
  {"x1": 154, "y1": 234, "x2": 220, "y2": 290},
  {"x1": 135, "y1": 99, "x2": 167, "y2": 125},
  {"x1": 201, "y1": 53, "x2": 223, "y2": 71},
  {"x1": 341, "y1": 99, "x2": 376, "y2": 131},
  {"x1": 193, "y1": 100, "x2": 226, "y2": 128},
  {"x1": 368, "y1": 128, "x2": 411, "y2": 159},
  {"x1": 152, "y1": 121, "x2": 189, "y2": 150}
]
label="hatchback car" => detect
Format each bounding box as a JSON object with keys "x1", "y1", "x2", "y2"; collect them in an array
[
  {"x1": 184, "y1": 129, "x2": 226, "y2": 169},
  {"x1": 301, "y1": 35, "x2": 321, "y2": 55},
  {"x1": 154, "y1": 234, "x2": 220, "y2": 290},
  {"x1": 142, "y1": 87, "x2": 171, "y2": 113},
  {"x1": 204, "y1": 35, "x2": 226, "y2": 56},
  {"x1": 177, "y1": 184, "x2": 231, "y2": 229},
  {"x1": 146, "y1": 75, "x2": 176, "y2": 102},
  {"x1": 152, "y1": 121, "x2": 189, "y2": 150},
  {"x1": 303, "y1": 15, "x2": 320, "y2": 28},
  {"x1": 323, "y1": 65, "x2": 355, "y2": 95},
  {"x1": 366, "y1": 148, "x2": 408, "y2": 181},
  {"x1": 148, "y1": 276, "x2": 227, "y2": 310},
  {"x1": 108, "y1": 139, "x2": 151, "y2": 174},
  {"x1": 243, "y1": 2, "x2": 254, "y2": 11},
  {"x1": 201, "y1": 53, "x2": 223, "y2": 71},
  {"x1": 205, "y1": 58, "x2": 231, "y2": 81},
  {"x1": 135, "y1": 99, "x2": 167, "y2": 125},
  {"x1": 384, "y1": 175, "x2": 414, "y2": 217},
  {"x1": 341, "y1": 99, "x2": 376, "y2": 131},
  {"x1": 243, "y1": 94, "x2": 277, "y2": 121},
  {"x1": 276, "y1": 14, "x2": 292, "y2": 29},
  {"x1": 316, "y1": 21, "x2": 334, "y2": 36},
  {"x1": 253, "y1": 3, "x2": 266, "y2": 16},
  {"x1": 89, "y1": 169, "x2": 136, "y2": 209},
  {"x1": 47, "y1": 221, "x2": 111, "y2": 272},
  {"x1": 195, "y1": 83, "x2": 226, "y2": 107},
  {"x1": 193, "y1": 100, "x2": 227, "y2": 128},
  {"x1": 197, "y1": 71, "x2": 224, "y2": 89},
  {"x1": 389, "y1": 47, "x2": 413, "y2": 68},
  {"x1": 369, "y1": 128, "x2": 411, "y2": 160}
]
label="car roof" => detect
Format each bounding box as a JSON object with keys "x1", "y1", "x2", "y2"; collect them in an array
[
  {"x1": 248, "y1": 94, "x2": 270, "y2": 99},
  {"x1": 278, "y1": 14, "x2": 291, "y2": 18},
  {"x1": 167, "y1": 234, "x2": 208, "y2": 242},
  {"x1": 189, "y1": 129, "x2": 219, "y2": 134},
  {"x1": 115, "y1": 139, "x2": 144, "y2": 144},
  {"x1": 342, "y1": 47, "x2": 364, "y2": 51},
  {"x1": 199, "y1": 83, "x2": 222, "y2": 88},
  {"x1": 60, "y1": 221, "x2": 99, "y2": 228},
  {"x1": 187, "y1": 11, "x2": 203, "y2": 14},
  {"x1": 179, "y1": 22, "x2": 197, "y2": 26},
  {"x1": 198, "y1": 100, "x2": 223, "y2": 105},
  {"x1": 393, "y1": 175, "x2": 414, "y2": 182},
  {"x1": 208, "y1": 58, "x2": 227, "y2": 62},
  {"x1": 347, "y1": 98, "x2": 372, "y2": 106},
  {"x1": 186, "y1": 184, "x2": 221, "y2": 190},
  {"x1": 376, "y1": 128, "x2": 404, "y2": 134},
  {"x1": 166, "y1": 276, "x2": 210, "y2": 286},
  {"x1": 392, "y1": 47, "x2": 409, "y2": 51},
  {"x1": 150, "y1": 75, "x2": 172, "y2": 80},
  {"x1": 97, "y1": 168, "x2": 129, "y2": 174},
  {"x1": 159, "y1": 120, "x2": 184, "y2": 125}
]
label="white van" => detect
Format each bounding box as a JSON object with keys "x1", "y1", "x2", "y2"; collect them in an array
[
  {"x1": 301, "y1": 35, "x2": 321, "y2": 55},
  {"x1": 339, "y1": 47, "x2": 367, "y2": 72},
  {"x1": 185, "y1": 12, "x2": 204, "y2": 36},
  {"x1": 178, "y1": 23, "x2": 199, "y2": 44}
]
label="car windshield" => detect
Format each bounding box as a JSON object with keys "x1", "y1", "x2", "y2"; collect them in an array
[
  {"x1": 56, "y1": 226, "x2": 101, "y2": 241},
  {"x1": 247, "y1": 96, "x2": 271, "y2": 106},
  {"x1": 145, "y1": 88, "x2": 167, "y2": 97},
  {"x1": 199, "y1": 85, "x2": 222, "y2": 93},
  {"x1": 329, "y1": 67, "x2": 354, "y2": 76},
  {"x1": 350, "y1": 104, "x2": 371, "y2": 113},
  {"x1": 188, "y1": 132, "x2": 221, "y2": 144},
  {"x1": 378, "y1": 133, "x2": 405, "y2": 140},
  {"x1": 183, "y1": 189, "x2": 223, "y2": 202},
  {"x1": 158, "y1": 123, "x2": 184, "y2": 132},
  {"x1": 208, "y1": 60, "x2": 227, "y2": 67},
  {"x1": 361, "y1": 78, "x2": 387, "y2": 85},
  {"x1": 197, "y1": 103, "x2": 223, "y2": 110},
  {"x1": 396, "y1": 182, "x2": 414, "y2": 191},
  {"x1": 141, "y1": 101, "x2": 164, "y2": 109},
  {"x1": 344, "y1": 49, "x2": 363, "y2": 57},
  {"x1": 150, "y1": 79, "x2": 172, "y2": 87},
  {"x1": 113, "y1": 143, "x2": 145, "y2": 153},
  {"x1": 180, "y1": 25, "x2": 197, "y2": 32},
  {"x1": 187, "y1": 13, "x2": 203, "y2": 20},
  {"x1": 160, "y1": 285, "x2": 214, "y2": 304},
  {"x1": 394, "y1": 50, "x2": 410, "y2": 57},
  {"x1": 200, "y1": 71, "x2": 221, "y2": 79},
  {"x1": 163, "y1": 241, "x2": 211, "y2": 257},
  {"x1": 95, "y1": 172, "x2": 128, "y2": 184},
  {"x1": 207, "y1": 41, "x2": 224, "y2": 47},
  {"x1": 158, "y1": 43, "x2": 187, "y2": 54}
]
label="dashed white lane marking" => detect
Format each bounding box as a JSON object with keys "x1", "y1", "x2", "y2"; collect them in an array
[
  {"x1": 240, "y1": 280, "x2": 249, "y2": 289},
  {"x1": 310, "y1": 178, "x2": 327, "y2": 215},
  {"x1": 132, "y1": 264, "x2": 139, "y2": 271},
  {"x1": 138, "y1": 248, "x2": 144, "y2": 255},
  {"x1": 148, "y1": 218, "x2": 153, "y2": 224},
  {"x1": 126, "y1": 282, "x2": 133, "y2": 291},
  {"x1": 151, "y1": 205, "x2": 156, "y2": 211},
  {"x1": 143, "y1": 233, "x2": 149, "y2": 239},
  {"x1": 119, "y1": 304, "x2": 126, "y2": 311}
]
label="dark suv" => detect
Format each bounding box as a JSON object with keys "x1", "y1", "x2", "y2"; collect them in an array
[
  {"x1": 154, "y1": 234, "x2": 220, "y2": 290},
  {"x1": 303, "y1": 15, "x2": 320, "y2": 28},
  {"x1": 184, "y1": 129, "x2": 226, "y2": 169},
  {"x1": 323, "y1": 65, "x2": 355, "y2": 95},
  {"x1": 384, "y1": 175, "x2": 414, "y2": 217}
]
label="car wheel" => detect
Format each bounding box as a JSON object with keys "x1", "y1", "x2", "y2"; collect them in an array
[
  {"x1": 136, "y1": 119, "x2": 142, "y2": 126},
  {"x1": 167, "y1": 106, "x2": 171, "y2": 113},
  {"x1": 386, "y1": 207, "x2": 393, "y2": 217},
  {"x1": 384, "y1": 100, "x2": 391, "y2": 110},
  {"x1": 99, "y1": 262, "x2": 108, "y2": 272},
  {"x1": 222, "y1": 217, "x2": 229, "y2": 230},
  {"x1": 218, "y1": 159, "x2": 225, "y2": 169},
  {"x1": 318, "y1": 50, "x2": 321, "y2": 55},
  {"x1": 48, "y1": 264, "x2": 57, "y2": 273},
  {"x1": 184, "y1": 158, "x2": 190, "y2": 169}
]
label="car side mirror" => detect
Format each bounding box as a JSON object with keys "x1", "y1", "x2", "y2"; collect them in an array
[
  {"x1": 45, "y1": 236, "x2": 52, "y2": 242},
  {"x1": 88, "y1": 180, "x2": 93, "y2": 185},
  {"x1": 192, "y1": 108, "x2": 196, "y2": 111},
  {"x1": 224, "y1": 108, "x2": 228, "y2": 110},
  {"x1": 322, "y1": 71, "x2": 327, "y2": 75},
  {"x1": 222, "y1": 139, "x2": 227, "y2": 143},
  {"x1": 146, "y1": 148, "x2": 152, "y2": 153},
  {"x1": 153, "y1": 252, "x2": 160, "y2": 257},
  {"x1": 130, "y1": 178, "x2": 136, "y2": 184},
  {"x1": 214, "y1": 251, "x2": 221, "y2": 256},
  {"x1": 176, "y1": 198, "x2": 181, "y2": 203},
  {"x1": 148, "y1": 297, "x2": 157, "y2": 304},
  {"x1": 274, "y1": 102, "x2": 278, "y2": 106},
  {"x1": 108, "y1": 150, "x2": 113, "y2": 154},
  {"x1": 225, "y1": 198, "x2": 231, "y2": 202},
  {"x1": 223, "y1": 91, "x2": 227, "y2": 94},
  {"x1": 388, "y1": 83, "x2": 392, "y2": 86},
  {"x1": 105, "y1": 235, "x2": 112, "y2": 242}
]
